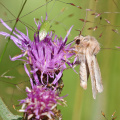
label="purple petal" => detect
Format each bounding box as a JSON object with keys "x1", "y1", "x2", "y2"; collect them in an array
[
  {"x1": 24, "y1": 63, "x2": 34, "y2": 88},
  {"x1": 34, "y1": 18, "x2": 38, "y2": 26},
  {"x1": 0, "y1": 19, "x2": 19, "y2": 37},
  {"x1": 45, "y1": 13, "x2": 48, "y2": 20},
  {"x1": 33, "y1": 72, "x2": 40, "y2": 85},
  {"x1": 0, "y1": 32, "x2": 10, "y2": 37},
  {"x1": 41, "y1": 72, "x2": 45, "y2": 85},
  {"x1": 0, "y1": 19, "x2": 13, "y2": 32},
  {"x1": 15, "y1": 28, "x2": 29, "y2": 41},
  {"x1": 10, "y1": 53, "x2": 25, "y2": 61},
  {"x1": 63, "y1": 25, "x2": 73, "y2": 42},
  {"x1": 52, "y1": 70, "x2": 63, "y2": 84}
]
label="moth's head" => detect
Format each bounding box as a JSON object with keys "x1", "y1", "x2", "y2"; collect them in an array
[
  {"x1": 74, "y1": 35, "x2": 84, "y2": 45},
  {"x1": 74, "y1": 35, "x2": 90, "y2": 47},
  {"x1": 74, "y1": 35, "x2": 100, "y2": 55}
]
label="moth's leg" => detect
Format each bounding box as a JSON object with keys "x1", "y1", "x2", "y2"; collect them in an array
[
  {"x1": 69, "y1": 55, "x2": 76, "y2": 60},
  {"x1": 92, "y1": 56, "x2": 103, "y2": 93},
  {"x1": 72, "y1": 60, "x2": 81, "y2": 68},
  {"x1": 72, "y1": 54, "x2": 81, "y2": 68}
]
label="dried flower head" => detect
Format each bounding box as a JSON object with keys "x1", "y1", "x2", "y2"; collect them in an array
[
  {"x1": 19, "y1": 85, "x2": 67, "y2": 120},
  {"x1": 0, "y1": 18, "x2": 73, "y2": 87}
]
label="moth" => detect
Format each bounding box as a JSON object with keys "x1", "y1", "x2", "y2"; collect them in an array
[{"x1": 73, "y1": 35, "x2": 103, "y2": 99}]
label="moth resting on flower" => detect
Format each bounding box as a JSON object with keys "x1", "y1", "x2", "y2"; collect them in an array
[{"x1": 73, "y1": 35, "x2": 103, "y2": 99}]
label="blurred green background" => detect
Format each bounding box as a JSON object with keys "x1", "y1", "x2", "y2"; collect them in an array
[{"x1": 0, "y1": 0, "x2": 120, "y2": 120}]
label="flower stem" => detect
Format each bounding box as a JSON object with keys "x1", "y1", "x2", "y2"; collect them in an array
[{"x1": 0, "y1": 0, "x2": 27, "y2": 63}]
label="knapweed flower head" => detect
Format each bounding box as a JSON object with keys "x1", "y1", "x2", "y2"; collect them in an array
[
  {"x1": 0, "y1": 18, "x2": 73, "y2": 87},
  {"x1": 19, "y1": 85, "x2": 67, "y2": 120}
]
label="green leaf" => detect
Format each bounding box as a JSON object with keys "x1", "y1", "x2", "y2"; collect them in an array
[{"x1": 0, "y1": 97, "x2": 23, "y2": 120}]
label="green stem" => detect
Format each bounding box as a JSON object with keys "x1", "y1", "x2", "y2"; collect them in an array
[{"x1": 0, "y1": 0, "x2": 27, "y2": 63}]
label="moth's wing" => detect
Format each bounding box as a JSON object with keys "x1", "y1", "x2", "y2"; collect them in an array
[
  {"x1": 86, "y1": 60, "x2": 90, "y2": 80},
  {"x1": 79, "y1": 56, "x2": 89, "y2": 90},
  {"x1": 86, "y1": 49, "x2": 97, "y2": 99},
  {"x1": 92, "y1": 56, "x2": 103, "y2": 93}
]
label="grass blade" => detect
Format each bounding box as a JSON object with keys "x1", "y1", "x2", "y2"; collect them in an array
[{"x1": 0, "y1": 0, "x2": 27, "y2": 63}]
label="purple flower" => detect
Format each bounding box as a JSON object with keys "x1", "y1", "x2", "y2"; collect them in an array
[
  {"x1": 0, "y1": 18, "x2": 73, "y2": 87},
  {"x1": 19, "y1": 85, "x2": 67, "y2": 120}
]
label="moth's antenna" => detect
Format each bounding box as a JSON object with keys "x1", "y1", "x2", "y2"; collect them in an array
[
  {"x1": 66, "y1": 9, "x2": 89, "y2": 46},
  {"x1": 79, "y1": 9, "x2": 88, "y2": 36}
]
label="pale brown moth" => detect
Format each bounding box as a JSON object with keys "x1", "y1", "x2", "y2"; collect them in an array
[{"x1": 73, "y1": 35, "x2": 103, "y2": 99}]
